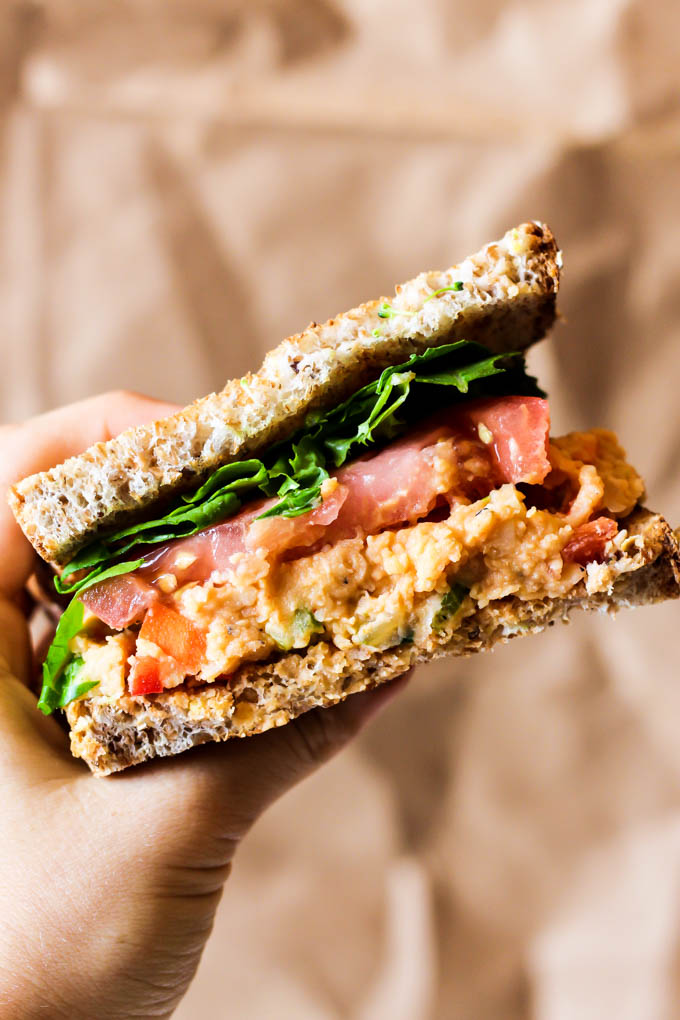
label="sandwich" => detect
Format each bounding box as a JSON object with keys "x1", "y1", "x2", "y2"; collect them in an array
[{"x1": 9, "y1": 222, "x2": 680, "y2": 775}]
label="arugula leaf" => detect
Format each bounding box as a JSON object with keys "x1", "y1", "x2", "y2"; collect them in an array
[
  {"x1": 56, "y1": 557, "x2": 146, "y2": 595},
  {"x1": 414, "y1": 351, "x2": 511, "y2": 393},
  {"x1": 37, "y1": 599, "x2": 86, "y2": 714},
  {"x1": 57, "y1": 657, "x2": 98, "y2": 709},
  {"x1": 58, "y1": 463, "x2": 266, "y2": 585},
  {"x1": 182, "y1": 459, "x2": 267, "y2": 503},
  {"x1": 40, "y1": 559, "x2": 146, "y2": 713}
]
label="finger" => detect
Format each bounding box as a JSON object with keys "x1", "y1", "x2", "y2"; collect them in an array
[
  {"x1": 128, "y1": 670, "x2": 414, "y2": 858},
  {"x1": 11, "y1": 586, "x2": 36, "y2": 619},
  {"x1": 29, "y1": 556, "x2": 72, "y2": 612},
  {"x1": 220, "y1": 672, "x2": 413, "y2": 826},
  {"x1": 0, "y1": 599, "x2": 32, "y2": 685},
  {"x1": 0, "y1": 663, "x2": 77, "y2": 781},
  {"x1": 0, "y1": 391, "x2": 181, "y2": 596},
  {"x1": 2, "y1": 390, "x2": 181, "y2": 480}
]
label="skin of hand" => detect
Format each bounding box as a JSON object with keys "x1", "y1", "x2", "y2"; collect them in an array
[{"x1": 0, "y1": 392, "x2": 409, "y2": 1020}]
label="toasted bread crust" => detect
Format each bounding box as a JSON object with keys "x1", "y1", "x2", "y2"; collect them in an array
[
  {"x1": 9, "y1": 222, "x2": 559, "y2": 565},
  {"x1": 65, "y1": 509, "x2": 680, "y2": 776}
]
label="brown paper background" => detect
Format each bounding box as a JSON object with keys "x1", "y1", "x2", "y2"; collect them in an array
[{"x1": 2, "y1": 2, "x2": 680, "y2": 1017}]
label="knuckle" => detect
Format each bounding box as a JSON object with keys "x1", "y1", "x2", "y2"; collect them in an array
[
  {"x1": 0, "y1": 423, "x2": 18, "y2": 445},
  {"x1": 106, "y1": 387, "x2": 139, "y2": 404},
  {"x1": 287, "y1": 705, "x2": 351, "y2": 768}
]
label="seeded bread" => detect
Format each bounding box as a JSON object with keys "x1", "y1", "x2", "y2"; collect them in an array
[
  {"x1": 66, "y1": 509, "x2": 680, "y2": 776},
  {"x1": 9, "y1": 221, "x2": 560, "y2": 565}
]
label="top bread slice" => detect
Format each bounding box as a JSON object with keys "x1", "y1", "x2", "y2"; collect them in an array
[{"x1": 9, "y1": 221, "x2": 560, "y2": 566}]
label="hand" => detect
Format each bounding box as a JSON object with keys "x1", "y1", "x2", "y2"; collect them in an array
[{"x1": 0, "y1": 392, "x2": 408, "y2": 1020}]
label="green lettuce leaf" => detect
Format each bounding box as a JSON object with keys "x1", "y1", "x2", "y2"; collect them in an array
[
  {"x1": 40, "y1": 559, "x2": 146, "y2": 713},
  {"x1": 57, "y1": 656, "x2": 96, "y2": 709},
  {"x1": 38, "y1": 598, "x2": 86, "y2": 714},
  {"x1": 414, "y1": 351, "x2": 517, "y2": 392}
]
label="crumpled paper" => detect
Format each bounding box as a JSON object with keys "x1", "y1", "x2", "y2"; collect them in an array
[{"x1": 2, "y1": 2, "x2": 679, "y2": 1016}]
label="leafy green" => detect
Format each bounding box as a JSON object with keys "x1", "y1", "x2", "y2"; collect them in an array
[
  {"x1": 258, "y1": 437, "x2": 329, "y2": 519},
  {"x1": 432, "y1": 583, "x2": 468, "y2": 633},
  {"x1": 414, "y1": 352, "x2": 514, "y2": 393},
  {"x1": 260, "y1": 347, "x2": 493, "y2": 519},
  {"x1": 57, "y1": 657, "x2": 96, "y2": 709},
  {"x1": 187, "y1": 459, "x2": 267, "y2": 503},
  {"x1": 39, "y1": 559, "x2": 146, "y2": 714},
  {"x1": 55, "y1": 556, "x2": 146, "y2": 595},
  {"x1": 37, "y1": 599, "x2": 86, "y2": 714}
]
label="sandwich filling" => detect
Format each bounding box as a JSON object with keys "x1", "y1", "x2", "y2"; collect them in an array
[
  {"x1": 39, "y1": 342, "x2": 646, "y2": 711},
  {"x1": 72, "y1": 414, "x2": 642, "y2": 703}
]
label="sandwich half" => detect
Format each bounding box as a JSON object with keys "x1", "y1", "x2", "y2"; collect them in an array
[{"x1": 9, "y1": 222, "x2": 680, "y2": 775}]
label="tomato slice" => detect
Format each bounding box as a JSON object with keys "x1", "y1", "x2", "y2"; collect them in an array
[
  {"x1": 139, "y1": 604, "x2": 206, "y2": 673},
  {"x1": 461, "y1": 396, "x2": 551, "y2": 485},
  {"x1": 81, "y1": 573, "x2": 157, "y2": 629},
  {"x1": 562, "y1": 517, "x2": 618, "y2": 565}
]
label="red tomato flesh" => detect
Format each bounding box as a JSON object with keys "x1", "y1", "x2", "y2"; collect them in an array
[
  {"x1": 459, "y1": 396, "x2": 551, "y2": 485},
  {"x1": 128, "y1": 657, "x2": 164, "y2": 696},
  {"x1": 562, "y1": 517, "x2": 618, "y2": 565},
  {"x1": 81, "y1": 573, "x2": 156, "y2": 628}
]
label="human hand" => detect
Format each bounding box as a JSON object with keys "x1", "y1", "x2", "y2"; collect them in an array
[{"x1": 0, "y1": 392, "x2": 408, "y2": 1020}]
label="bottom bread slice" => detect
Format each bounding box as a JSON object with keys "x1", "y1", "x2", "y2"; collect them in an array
[{"x1": 66, "y1": 509, "x2": 680, "y2": 776}]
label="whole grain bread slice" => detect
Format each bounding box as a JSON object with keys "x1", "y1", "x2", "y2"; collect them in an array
[
  {"x1": 65, "y1": 508, "x2": 680, "y2": 776},
  {"x1": 9, "y1": 221, "x2": 559, "y2": 566}
]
